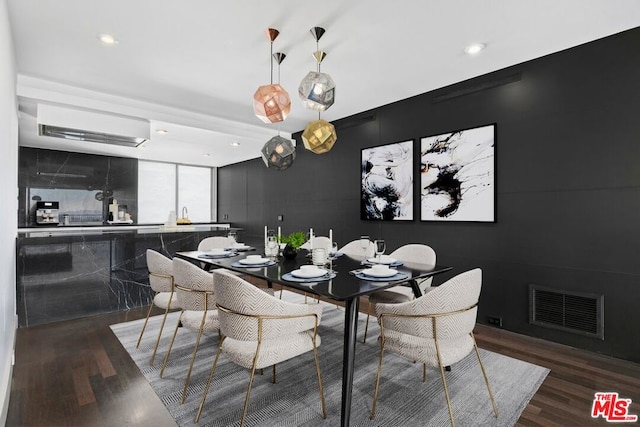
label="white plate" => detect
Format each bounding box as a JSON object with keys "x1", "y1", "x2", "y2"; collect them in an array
[
  {"x1": 239, "y1": 257, "x2": 270, "y2": 265},
  {"x1": 232, "y1": 244, "x2": 251, "y2": 250},
  {"x1": 361, "y1": 267, "x2": 398, "y2": 278},
  {"x1": 367, "y1": 256, "x2": 397, "y2": 265},
  {"x1": 209, "y1": 248, "x2": 231, "y2": 255},
  {"x1": 291, "y1": 268, "x2": 328, "y2": 278}
]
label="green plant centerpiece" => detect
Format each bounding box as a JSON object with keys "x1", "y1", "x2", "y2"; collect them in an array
[{"x1": 279, "y1": 231, "x2": 306, "y2": 259}]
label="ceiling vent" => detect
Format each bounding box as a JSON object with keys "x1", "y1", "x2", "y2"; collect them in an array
[{"x1": 37, "y1": 104, "x2": 150, "y2": 147}]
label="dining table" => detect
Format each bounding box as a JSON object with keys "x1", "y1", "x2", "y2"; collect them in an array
[{"x1": 176, "y1": 246, "x2": 452, "y2": 426}]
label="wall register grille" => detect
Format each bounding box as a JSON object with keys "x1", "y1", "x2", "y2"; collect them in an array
[{"x1": 529, "y1": 285, "x2": 604, "y2": 340}]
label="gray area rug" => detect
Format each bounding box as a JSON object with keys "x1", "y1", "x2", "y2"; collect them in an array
[{"x1": 110, "y1": 291, "x2": 549, "y2": 426}]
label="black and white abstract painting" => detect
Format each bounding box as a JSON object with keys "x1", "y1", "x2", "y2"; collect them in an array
[
  {"x1": 420, "y1": 124, "x2": 495, "y2": 222},
  {"x1": 361, "y1": 140, "x2": 413, "y2": 221}
]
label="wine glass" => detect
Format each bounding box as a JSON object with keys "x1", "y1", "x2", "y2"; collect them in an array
[
  {"x1": 374, "y1": 239, "x2": 386, "y2": 263},
  {"x1": 330, "y1": 241, "x2": 339, "y2": 257},
  {"x1": 359, "y1": 235, "x2": 370, "y2": 260}
]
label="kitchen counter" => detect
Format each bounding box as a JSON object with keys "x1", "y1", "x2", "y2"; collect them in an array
[
  {"x1": 18, "y1": 223, "x2": 235, "y2": 237},
  {"x1": 16, "y1": 223, "x2": 240, "y2": 327}
]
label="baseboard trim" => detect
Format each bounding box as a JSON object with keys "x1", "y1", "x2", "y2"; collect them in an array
[{"x1": 0, "y1": 314, "x2": 17, "y2": 427}]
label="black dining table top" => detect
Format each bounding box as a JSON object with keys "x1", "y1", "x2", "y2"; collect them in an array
[{"x1": 176, "y1": 249, "x2": 452, "y2": 301}]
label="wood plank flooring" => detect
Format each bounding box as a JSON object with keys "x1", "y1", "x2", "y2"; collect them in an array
[{"x1": 7, "y1": 295, "x2": 640, "y2": 426}]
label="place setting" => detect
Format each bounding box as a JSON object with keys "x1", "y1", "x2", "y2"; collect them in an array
[
  {"x1": 231, "y1": 254, "x2": 276, "y2": 268},
  {"x1": 282, "y1": 264, "x2": 337, "y2": 283},
  {"x1": 197, "y1": 247, "x2": 239, "y2": 259},
  {"x1": 361, "y1": 239, "x2": 403, "y2": 266}
]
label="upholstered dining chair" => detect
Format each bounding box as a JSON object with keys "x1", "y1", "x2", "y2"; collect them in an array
[
  {"x1": 195, "y1": 269, "x2": 327, "y2": 426},
  {"x1": 370, "y1": 268, "x2": 498, "y2": 426},
  {"x1": 160, "y1": 257, "x2": 219, "y2": 404},
  {"x1": 363, "y1": 244, "x2": 436, "y2": 342},
  {"x1": 198, "y1": 236, "x2": 233, "y2": 251},
  {"x1": 339, "y1": 239, "x2": 376, "y2": 258},
  {"x1": 137, "y1": 249, "x2": 178, "y2": 366}
]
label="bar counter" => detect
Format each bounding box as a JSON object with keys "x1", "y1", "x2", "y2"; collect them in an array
[{"x1": 17, "y1": 224, "x2": 235, "y2": 327}]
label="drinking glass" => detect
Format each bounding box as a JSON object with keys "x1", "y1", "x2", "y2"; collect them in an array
[
  {"x1": 330, "y1": 241, "x2": 339, "y2": 257},
  {"x1": 312, "y1": 248, "x2": 327, "y2": 266},
  {"x1": 374, "y1": 239, "x2": 386, "y2": 263},
  {"x1": 266, "y1": 235, "x2": 278, "y2": 258},
  {"x1": 228, "y1": 230, "x2": 237, "y2": 244},
  {"x1": 360, "y1": 235, "x2": 370, "y2": 259}
]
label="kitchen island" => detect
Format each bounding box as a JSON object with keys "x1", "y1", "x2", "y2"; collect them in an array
[{"x1": 16, "y1": 224, "x2": 237, "y2": 327}]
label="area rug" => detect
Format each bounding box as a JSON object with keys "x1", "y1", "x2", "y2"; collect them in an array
[{"x1": 111, "y1": 291, "x2": 549, "y2": 426}]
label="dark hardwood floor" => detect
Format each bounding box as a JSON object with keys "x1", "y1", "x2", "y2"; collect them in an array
[{"x1": 7, "y1": 292, "x2": 640, "y2": 426}]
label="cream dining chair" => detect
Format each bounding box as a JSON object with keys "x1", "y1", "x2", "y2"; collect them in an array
[
  {"x1": 196, "y1": 269, "x2": 327, "y2": 426},
  {"x1": 160, "y1": 257, "x2": 219, "y2": 404},
  {"x1": 370, "y1": 268, "x2": 498, "y2": 426},
  {"x1": 339, "y1": 238, "x2": 376, "y2": 258},
  {"x1": 198, "y1": 236, "x2": 233, "y2": 251},
  {"x1": 363, "y1": 244, "x2": 436, "y2": 342},
  {"x1": 136, "y1": 249, "x2": 179, "y2": 366}
]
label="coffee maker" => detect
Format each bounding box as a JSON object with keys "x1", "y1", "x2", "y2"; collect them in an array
[{"x1": 35, "y1": 201, "x2": 60, "y2": 225}]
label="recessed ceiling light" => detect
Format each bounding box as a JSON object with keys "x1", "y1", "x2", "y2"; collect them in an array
[
  {"x1": 231, "y1": 142, "x2": 241, "y2": 147},
  {"x1": 464, "y1": 43, "x2": 485, "y2": 55},
  {"x1": 97, "y1": 33, "x2": 119, "y2": 45},
  {"x1": 203, "y1": 153, "x2": 210, "y2": 157},
  {"x1": 155, "y1": 129, "x2": 168, "y2": 135}
]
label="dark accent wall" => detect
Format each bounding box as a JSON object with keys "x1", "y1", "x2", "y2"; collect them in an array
[
  {"x1": 218, "y1": 28, "x2": 640, "y2": 363},
  {"x1": 18, "y1": 147, "x2": 138, "y2": 226}
]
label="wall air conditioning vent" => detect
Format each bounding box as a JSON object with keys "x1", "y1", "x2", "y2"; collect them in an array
[
  {"x1": 37, "y1": 104, "x2": 150, "y2": 148},
  {"x1": 529, "y1": 285, "x2": 604, "y2": 340},
  {"x1": 39, "y1": 124, "x2": 147, "y2": 147}
]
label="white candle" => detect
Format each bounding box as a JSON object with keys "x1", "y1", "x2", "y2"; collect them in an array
[
  {"x1": 264, "y1": 226, "x2": 268, "y2": 247},
  {"x1": 329, "y1": 229, "x2": 333, "y2": 249},
  {"x1": 277, "y1": 226, "x2": 281, "y2": 241},
  {"x1": 310, "y1": 228, "x2": 314, "y2": 249}
]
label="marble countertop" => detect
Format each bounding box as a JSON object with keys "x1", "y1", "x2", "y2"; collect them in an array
[{"x1": 18, "y1": 223, "x2": 235, "y2": 237}]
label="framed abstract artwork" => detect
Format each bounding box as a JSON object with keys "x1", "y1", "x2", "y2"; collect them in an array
[
  {"x1": 361, "y1": 140, "x2": 414, "y2": 221},
  {"x1": 420, "y1": 124, "x2": 496, "y2": 222}
]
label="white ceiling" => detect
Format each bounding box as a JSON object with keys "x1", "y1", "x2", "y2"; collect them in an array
[{"x1": 7, "y1": 0, "x2": 640, "y2": 167}]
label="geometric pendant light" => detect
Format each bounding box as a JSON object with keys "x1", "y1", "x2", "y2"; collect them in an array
[
  {"x1": 253, "y1": 28, "x2": 291, "y2": 124},
  {"x1": 300, "y1": 27, "x2": 337, "y2": 154},
  {"x1": 298, "y1": 27, "x2": 335, "y2": 112},
  {"x1": 302, "y1": 119, "x2": 337, "y2": 154},
  {"x1": 261, "y1": 135, "x2": 296, "y2": 170}
]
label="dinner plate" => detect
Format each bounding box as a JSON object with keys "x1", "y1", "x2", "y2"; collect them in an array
[
  {"x1": 291, "y1": 268, "x2": 328, "y2": 278},
  {"x1": 367, "y1": 256, "x2": 397, "y2": 265},
  {"x1": 239, "y1": 257, "x2": 270, "y2": 265},
  {"x1": 229, "y1": 244, "x2": 251, "y2": 251},
  {"x1": 361, "y1": 267, "x2": 398, "y2": 278}
]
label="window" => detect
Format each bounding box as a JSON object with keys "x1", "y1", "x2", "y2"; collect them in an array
[
  {"x1": 178, "y1": 165, "x2": 211, "y2": 223},
  {"x1": 137, "y1": 161, "x2": 176, "y2": 224}
]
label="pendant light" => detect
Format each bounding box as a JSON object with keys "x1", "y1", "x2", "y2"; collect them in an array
[
  {"x1": 298, "y1": 27, "x2": 335, "y2": 111},
  {"x1": 300, "y1": 27, "x2": 337, "y2": 154},
  {"x1": 253, "y1": 28, "x2": 291, "y2": 124},
  {"x1": 261, "y1": 51, "x2": 296, "y2": 170}
]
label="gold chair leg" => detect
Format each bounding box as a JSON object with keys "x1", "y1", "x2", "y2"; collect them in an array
[
  {"x1": 150, "y1": 302, "x2": 172, "y2": 366},
  {"x1": 363, "y1": 300, "x2": 371, "y2": 343},
  {"x1": 180, "y1": 312, "x2": 208, "y2": 404},
  {"x1": 312, "y1": 341, "x2": 327, "y2": 419},
  {"x1": 435, "y1": 339, "x2": 455, "y2": 427},
  {"x1": 136, "y1": 302, "x2": 155, "y2": 348},
  {"x1": 240, "y1": 360, "x2": 259, "y2": 427},
  {"x1": 471, "y1": 333, "x2": 499, "y2": 418},
  {"x1": 422, "y1": 363, "x2": 427, "y2": 382},
  {"x1": 272, "y1": 364, "x2": 276, "y2": 384},
  {"x1": 160, "y1": 311, "x2": 183, "y2": 378},
  {"x1": 370, "y1": 339, "x2": 385, "y2": 419},
  {"x1": 195, "y1": 337, "x2": 225, "y2": 423}
]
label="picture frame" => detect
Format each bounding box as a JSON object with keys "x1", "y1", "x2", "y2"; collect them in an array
[
  {"x1": 420, "y1": 123, "x2": 496, "y2": 222},
  {"x1": 361, "y1": 140, "x2": 414, "y2": 221}
]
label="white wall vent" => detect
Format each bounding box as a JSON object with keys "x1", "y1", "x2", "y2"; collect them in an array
[{"x1": 37, "y1": 104, "x2": 150, "y2": 147}]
